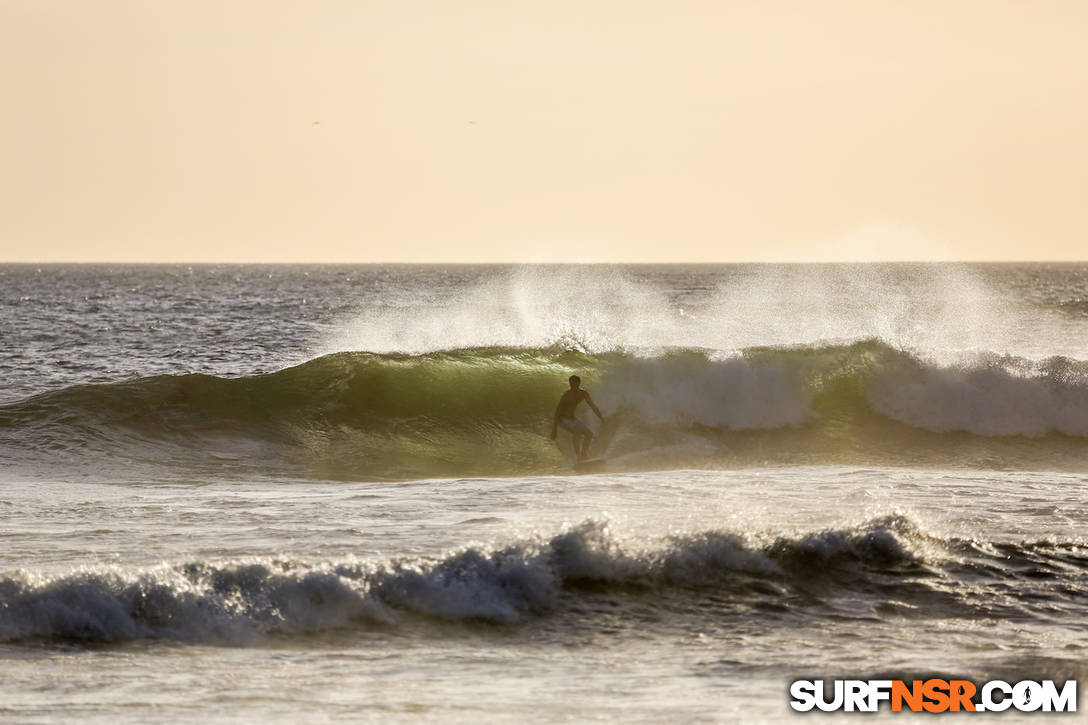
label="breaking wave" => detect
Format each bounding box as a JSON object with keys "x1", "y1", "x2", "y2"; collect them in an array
[
  {"x1": 5, "y1": 340, "x2": 1088, "y2": 479},
  {"x1": 1, "y1": 514, "x2": 1085, "y2": 644}
]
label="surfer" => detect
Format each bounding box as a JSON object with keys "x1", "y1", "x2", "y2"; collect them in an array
[{"x1": 550, "y1": 375, "x2": 604, "y2": 460}]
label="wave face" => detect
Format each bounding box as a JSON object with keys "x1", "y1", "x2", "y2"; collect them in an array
[
  {"x1": 1, "y1": 514, "x2": 1084, "y2": 644},
  {"x1": 6, "y1": 340, "x2": 1088, "y2": 479}
]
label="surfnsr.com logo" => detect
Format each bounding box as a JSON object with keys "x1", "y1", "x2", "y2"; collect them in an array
[{"x1": 790, "y1": 679, "x2": 1077, "y2": 713}]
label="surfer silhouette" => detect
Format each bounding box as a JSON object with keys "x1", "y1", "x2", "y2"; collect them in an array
[{"x1": 550, "y1": 375, "x2": 604, "y2": 460}]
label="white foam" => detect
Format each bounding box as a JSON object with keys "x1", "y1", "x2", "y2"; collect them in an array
[
  {"x1": 868, "y1": 362, "x2": 1088, "y2": 437},
  {"x1": 596, "y1": 355, "x2": 811, "y2": 429},
  {"x1": 0, "y1": 516, "x2": 937, "y2": 643}
]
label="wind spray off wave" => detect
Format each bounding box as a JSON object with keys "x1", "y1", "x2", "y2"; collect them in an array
[{"x1": 320, "y1": 263, "x2": 1087, "y2": 360}]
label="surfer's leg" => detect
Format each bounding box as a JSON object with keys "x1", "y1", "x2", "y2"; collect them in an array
[
  {"x1": 580, "y1": 430, "x2": 593, "y2": 459},
  {"x1": 570, "y1": 431, "x2": 586, "y2": 460},
  {"x1": 563, "y1": 418, "x2": 593, "y2": 459}
]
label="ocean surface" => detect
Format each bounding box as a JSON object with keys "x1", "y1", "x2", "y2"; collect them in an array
[{"x1": 1, "y1": 263, "x2": 1087, "y2": 722}]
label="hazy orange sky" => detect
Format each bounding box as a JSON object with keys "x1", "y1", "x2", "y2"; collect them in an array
[{"x1": 2, "y1": 1, "x2": 1086, "y2": 262}]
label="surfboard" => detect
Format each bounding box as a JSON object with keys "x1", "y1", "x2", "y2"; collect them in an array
[{"x1": 573, "y1": 457, "x2": 607, "y2": 473}]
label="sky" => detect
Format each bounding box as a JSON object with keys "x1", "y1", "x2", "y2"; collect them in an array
[{"x1": 1, "y1": 1, "x2": 1086, "y2": 263}]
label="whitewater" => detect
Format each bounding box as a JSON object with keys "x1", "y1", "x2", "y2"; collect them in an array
[{"x1": 1, "y1": 263, "x2": 1087, "y2": 722}]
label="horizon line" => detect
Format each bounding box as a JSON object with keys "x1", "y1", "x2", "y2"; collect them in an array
[{"x1": 2, "y1": 259, "x2": 1087, "y2": 266}]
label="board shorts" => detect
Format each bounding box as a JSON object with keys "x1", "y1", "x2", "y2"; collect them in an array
[{"x1": 559, "y1": 417, "x2": 590, "y2": 435}]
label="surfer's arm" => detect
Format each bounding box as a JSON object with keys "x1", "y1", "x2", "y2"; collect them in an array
[{"x1": 584, "y1": 392, "x2": 604, "y2": 421}]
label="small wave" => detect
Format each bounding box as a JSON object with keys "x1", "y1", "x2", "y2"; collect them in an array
[{"x1": 2, "y1": 515, "x2": 1084, "y2": 644}]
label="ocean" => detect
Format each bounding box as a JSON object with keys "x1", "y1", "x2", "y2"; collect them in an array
[{"x1": 1, "y1": 263, "x2": 1086, "y2": 722}]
